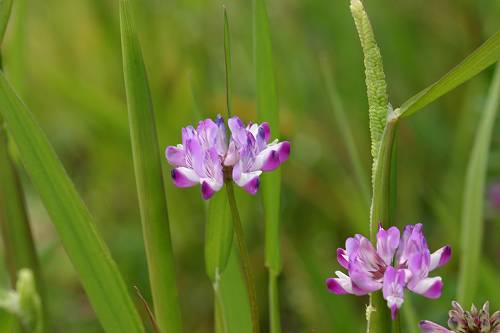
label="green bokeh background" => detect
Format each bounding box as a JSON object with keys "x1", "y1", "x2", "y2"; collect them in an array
[{"x1": 0, "y1": 0, "x2": 499, "y2": 331}]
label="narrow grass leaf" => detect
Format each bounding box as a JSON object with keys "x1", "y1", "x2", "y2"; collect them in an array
[
  {"x1": 0, "y1": 72, "x2": 145, "y2": 333},
  {"x1": 219, "y1": 248, "x2": 252, "y2": 333},
  {"x1": 320, "y1": 57, "x2": 370, "y2": 206},
  {"x1": 0, "y1": 0, "x2": 13, "y2": 45},
  {"x1": 457, "y1": 62, "x2": 500, "y2": 305},
  {"x1": 119, "y1": 1, "x2": 183, "y2": 332},
  {"x1": 0, "y1": 125, "x2": 48, "y2": 331},
  {"x1": 0, "y1": 4, "x2": 48, "y2": 330},
  {"x1": 399, "y1": 31, "x2": 500, "y2": 117},
  {"x1": 253, "y1": 0, "x2": 282, "y2": 330},
  {"x1": 204, "y1": 7, "x2": 235, "y2": 284},
  {"x1": 205, "y1": 190, "x2": 233, "y2": 283},
  {"x1": 224, "y1": 7, "x2": 232, "y2": 118}
]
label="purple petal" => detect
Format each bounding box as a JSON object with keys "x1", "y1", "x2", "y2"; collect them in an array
[
  {"x1": 326, "y1": 278, "x2": 350, "y2": 295},
  {"x1": 171, "y1": 167, "x2": 199, "y2": 188},
  {"x1": 429, "y1": 246, "x2": 451, "y2": 271},
  {"x1": 419, "y1": 320, "x2": 453, "y2": 333},
  {"x1": 181, "y1": 126, "x2": 196, "y2": 147},
  {"x1": 166, "y1": 145, "x2": 185, "y2": 167},
  {"x1": 259, "y1": 122, "x2": 270, "y2": 142},
  {"x1": 409, "y1": 277, "x2": 443, "y2": 299},
  {"x1": 277, "y1": 141, "x2": 291, "y2": 162},
  {"x1": 243, "y1": 177, "x2": 260, "y2": 195},
  {"x1": 337, "y1": 248, "x2": 349, "y2": 269},
  {"x1": 223, "y1": 141, "x2": 239, "y2": 166},
  {"x1": 201, "y1": 181, "x2": 218, "y2": 200},
  {"x1": 228, "y1": 116, "x2": 247, "y2": 145},
  {"x1": 326, "y1": 271, "x2": 363, "y2": 295},
  {"x1": 391, "y1": 304, "x2": 398, "y2": 320},
  {"x1": 377, "y1": 225, "x2": 400, "y2": 266},
  {"x1": 256, "y1": 149, "x2": 281, "y2": 172},
  {"x1": 382, "y1": 267, "x2": 405, "y2": 319}
]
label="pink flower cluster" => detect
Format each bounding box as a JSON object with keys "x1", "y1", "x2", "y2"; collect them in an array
[{"x1": 166, "y1": 115, "x2": 290, "y2": 199}]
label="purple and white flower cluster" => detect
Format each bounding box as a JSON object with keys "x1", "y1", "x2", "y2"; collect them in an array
[
  {"x1": 326, "y1": 224, "x2": 451, "y2": 319},
  {"x1": 165, "y1": 115, "x2": 290, "y2": 200}
]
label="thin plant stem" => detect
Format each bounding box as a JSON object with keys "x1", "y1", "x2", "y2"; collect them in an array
[
  {"x1": 269, "y1": 272, "x2": 281, "y2": 333},
  {"x1": 392, "y1": 316, "x2": 401, "y2": 333},
  {"x1": 225, "y1": 181, "x2": 260, "y2": 333},
  {"x1": 366, "y1": 111, "x2": 399, "y2": 333},
  {"x1": 214, "y1": 285, "x2": 228, "y2": 333}
]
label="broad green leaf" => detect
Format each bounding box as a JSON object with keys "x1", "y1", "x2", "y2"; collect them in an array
[
  {"x1": 399, "y1": 31, "x2": 500, "y2": 117},
  {"x1": 0, "y1": 0, "x2": 13, "y2": 46},
  {"x1": 457, "y1": 62, "x2": 500, "y2": 305},
  {"x1": 119, "y1": 1, "x2": 183, "y2": 332},
  {"x1": 350, "y1": 0, "x2": 389, "y2": 161},
  {"x1": 218, "y1": 248, "x2": 252, "y2": 333},
  {"x1": 253, "y1": 0, "x2": 282, "y2": 331},
  {"x1": 0, "y1": 71, "x2": 144, "y2": 333},
  {"x1": 205, "y1": 190, "x2": 233, "y2": 283}
]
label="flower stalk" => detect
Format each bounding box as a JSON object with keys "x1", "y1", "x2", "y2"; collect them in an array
[{"x1": 225, "y1": 180, "x2": 260, "y2": 333}]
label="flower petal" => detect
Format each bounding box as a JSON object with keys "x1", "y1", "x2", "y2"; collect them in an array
[
  {"x1": 382, "y1": 267, "x2": 405, "y2": 320},
  {"x1": 232, "y1": 164, "x2": 262, "y2": 195},
  {"x1": 377, "y1": 225, "x2": 400, "y2": 266},
  {"x1": 166, "y1": 145, "x2": 185, "y2": 167},
  {"x1": 419, "y1": 320, "x2": 453, "y2": 333},
  {"x1": 171, "y1": 167, "x2": 199, "y2": 188},
  {"x1": 255, "y1": 149, "x2": 280, "y2": 171},
  {"x1": 337, "y1": 248, "x2": 349, "y2": 269},
  {"x1": 201, "y1": 180, "x2": 221, "y2": 200},
  {"x1": 326, "y1": 271, "x2": 361, "y2": 295},
  {"x1": 409, "y1": 276, "x2": 443, "y2": 299},
  {"x1": 276, "y1": 141, "x2": 291, "y2": 163},
  {"x1": 429, "y1": 246, "x2": 451, "y2": 271}
]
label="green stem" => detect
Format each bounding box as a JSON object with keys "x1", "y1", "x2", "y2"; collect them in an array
[
  {"x1": 225, "y1": 181, "x2": 260, "y2": 333},
  {"x1": 269, "y1": 272, "x2": 281, "y2": 333},
  {"x1": 367, "y1": 111, "x2": 399, "y2": 333},
  {"x1": 214, "y1": 286, "x2": 228, "y2": 333},
  {"x1": 392, "y1": 316, "x2": 401, "y2": 333}
]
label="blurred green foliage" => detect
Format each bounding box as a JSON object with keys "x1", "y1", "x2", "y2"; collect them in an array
[{"x1": 0, "y1": 0, "x2": 498, "y2": 331}]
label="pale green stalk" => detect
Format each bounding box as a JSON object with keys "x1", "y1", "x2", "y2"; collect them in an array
[
  {"x1": 225, "y1": 181, "x2": 260, "y2": 333},
  {"x1": 119, "y1": 1, "x2": 183, "y2": 332},
  {"x1": 349, "y1": 1, "x2": 394, "y2": 331},
  {"x1": 253, "y1": 0, "x2": 282, "y2": 330},
  {"x1": 457, "y1": 62, "x2": 500, "y2": 305},
  {"x1": 366, "y1": 113, "x2": 398, "y2": 333}
]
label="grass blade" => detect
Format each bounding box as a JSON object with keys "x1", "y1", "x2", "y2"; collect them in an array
[
  {"x1": 0, "y1": 0, "x2": 12, "y2": 45},
  {"x1": 0, "y1": 71, "x2": 144, "y2": 333},
  {"x1": 320, "y1": 57, "x2": 370, "y2": 206},
  {"x1": 119, "y1": 1, "x2": 183, "y2": 332},
  {"x1": 253, "y1": 0, "x2": 282, "y2": 330},
  {"x1": 205, "y1": 7, "x2": 235, "y2": 285},
  {"x1": 219, "y1": 248, "x2": 252, "y2": 333},
  {"x1": 205, "y1": 190, "x2": 234, "y2": 283},
  {"x1": 457, "y1": 62, "x2": 500, "y2": 305},
  {"x1": 399, "y1": 31, "x2": 500, "y2": 117},
  {"x1": 0, "y1": 3, "x2": 49, "y2": 330}
]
